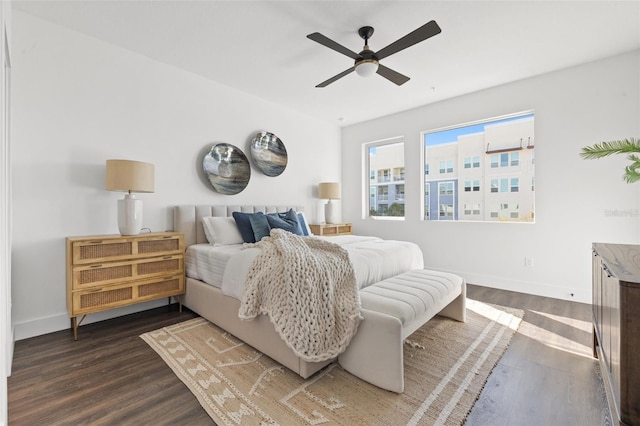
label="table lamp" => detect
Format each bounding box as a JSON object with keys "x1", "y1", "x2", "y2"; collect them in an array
[
  {"x1": 105, "y1": 159, "x2": 155, "y2": 235},
  {"x1": 318, "y1": 182, "x2": 341, "y2": 224}
]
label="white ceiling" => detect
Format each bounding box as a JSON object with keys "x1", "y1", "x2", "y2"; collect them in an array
[{"x1": 13, "y1": 0, "x2": 640, "y2": 127}]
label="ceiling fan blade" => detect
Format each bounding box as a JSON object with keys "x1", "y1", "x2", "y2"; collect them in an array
[
  {"x1": 316, "y1": 67, "x2": 355, "y2": 88},
  {"x1": 376, "y1": 64, "x2": 410, "y2": 86},
  {"x1": 307, "y1": 32, "x2": 361, "y2": 60},
  {"x1": 375, "y1": 20, "x2": 441, "y2": 60}
]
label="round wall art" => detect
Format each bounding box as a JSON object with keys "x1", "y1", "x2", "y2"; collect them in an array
[
  {"x1": 250, "y1": 131, "x2": 288, "y2": 177},
  {"x1": 203, "y1": 143, "x2": 251, "y2": 195}
]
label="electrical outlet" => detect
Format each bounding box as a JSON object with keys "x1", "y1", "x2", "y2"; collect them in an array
[{"x1": 524, "y1": 257, "x2": 534, "y2": 267}]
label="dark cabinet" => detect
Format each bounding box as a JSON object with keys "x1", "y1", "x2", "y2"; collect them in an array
[{"x1": 592, "y1": 243, "x2": 640, "y2": 425}]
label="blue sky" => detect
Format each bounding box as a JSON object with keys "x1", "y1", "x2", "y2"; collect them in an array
[{"x1": 424, "y1": 113, "x2": 534, "y2": 146}]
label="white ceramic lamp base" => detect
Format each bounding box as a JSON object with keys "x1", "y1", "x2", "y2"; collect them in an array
[
  {"x1": 325, "y1": 200, "x2": 339, "y2": 224},
  {"x1": 117, "y1": 194, "x2": 143, "y2": 235}
]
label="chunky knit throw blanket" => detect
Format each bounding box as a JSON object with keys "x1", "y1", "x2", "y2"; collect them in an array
[{"x1": 238, "y1": 229, "x2": 363, "y2": 362}]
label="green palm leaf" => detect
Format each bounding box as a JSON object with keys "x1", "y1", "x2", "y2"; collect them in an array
[
  {"x1": 624, "y1": 154, "x2": 640, "y2": 183},
  {"x1": 580, "y1": 138, "x2": 640, "y2": 159},
  {"x1": 580, "y1": 138, "x2": 640, "y2": 183}
]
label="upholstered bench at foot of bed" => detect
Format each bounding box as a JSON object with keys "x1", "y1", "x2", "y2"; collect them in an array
[{"x1": 338, "y1": 269, "x2": 466, "y2": 393}]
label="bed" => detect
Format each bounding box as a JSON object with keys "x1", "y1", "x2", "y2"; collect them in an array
[{"x1": 173, "y1": 205, "x2": 424, "y2": 378}]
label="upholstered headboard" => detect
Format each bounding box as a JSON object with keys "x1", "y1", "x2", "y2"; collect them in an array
[{"x1": 174, "y1": 205, "x2": 304, "y2": 247}]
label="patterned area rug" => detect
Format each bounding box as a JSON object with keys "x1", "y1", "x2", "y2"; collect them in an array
[{"x1": 141, "y1": 299, "x2": 522, "y2": 425}]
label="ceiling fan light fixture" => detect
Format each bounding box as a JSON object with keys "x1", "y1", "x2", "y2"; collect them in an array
[{"x1": 355, "y1": 59, "x2": 379, "y2": 77}]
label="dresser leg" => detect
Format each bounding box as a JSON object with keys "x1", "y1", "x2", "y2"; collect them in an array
[{"x1": 71, "y1": 317, "x2": 78, "y2": 341}]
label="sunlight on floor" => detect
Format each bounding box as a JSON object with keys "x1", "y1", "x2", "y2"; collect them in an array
[
  {"x1": 530, "y1": 310, "x2": 592, "y2": 332},
  {"x1": 468, "y1": 301, "x2": 595, "y2": 359},
  {"x1": 467, "y1": 299, "x2": 522, "y2": 330},
  {"x1": 517, "y1": 315, "x2": 593, "y2": 358}
]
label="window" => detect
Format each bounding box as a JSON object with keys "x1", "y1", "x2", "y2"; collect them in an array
[
  {"x1": 500, "y1": 178, "x2": 508, "y2": 193},
  {"x1": 377, "y1": 169, "x2": 390, "y2": 183},
  {"x1": 439, "y1": 181, "x2": 454, "y2": 195},
  {"x1": 464, "y1": 157, "x2": 480, "y2": 169},
  {"x1": 511, "y1": 152, "x2": 520, "y2": 166},
  {"x1": 500, "y1": 153, "x2": 509, "y2": 167},
  {"x1": 510, "y1": 178, "x2": 519, "y2": 192},
  {"x1": 466, "y1": 180, "x2": 480, "y2": 192},
  {"x1": 423, "y1": 111, "x2": 535, "y2": 222},
  {"x1": 378, "y1": 185, "x2": 388, "y2": 201},
  {"x1": 439, "y1": 160, "x2": 453, "y2": 174},
  {"x1": 367, "y1": 139, "x2": 404, "y2": 218},
  {"x1": 491, "y1": 152, "x2": 519, "y2": 168},
  {"x1": 489, "y1": 203, "x2": 521, "y2": 221},
  {"x1": 424, "y1": 185, "x2": 430, "y2": 219},
  {"x1": 463, "y1": 203, "x2": 480, "y2": 215},
  {"x1": 393, "y1": 167, "x2": 405, "y2": 181},
  {"x1": 439, "y1": 204, "x2": 454, "y2": 219}
]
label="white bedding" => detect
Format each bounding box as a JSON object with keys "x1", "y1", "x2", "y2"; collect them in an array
[{"x1": 186, "y1": 235, "x2": 424, "y2": 300}]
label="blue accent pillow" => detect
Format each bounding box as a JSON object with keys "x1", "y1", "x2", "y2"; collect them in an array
[
  {"x1": 232, "y1": 211, "x2": 257, "y2": 243},
  {"x1": 267, "y1": 209, "x2": 304, "y2": 236},
  {"x1": 249, "y1": 212, "x2": 271, "y2": 242}
]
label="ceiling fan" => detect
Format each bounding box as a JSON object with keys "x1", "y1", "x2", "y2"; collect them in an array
[{"x1": 306, "y1": 20, "x2": 442, "y2": 88}]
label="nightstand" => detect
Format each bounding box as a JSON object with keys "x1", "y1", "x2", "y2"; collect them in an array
[
  {"x1": 309, "y1": 223, "x2": 353, "y2": 236},
  {"x1": 66, "y1": 232, "x2": 185, "y2": 340}
]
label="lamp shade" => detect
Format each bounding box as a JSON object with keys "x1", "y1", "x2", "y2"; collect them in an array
[
  {"x1": 105, "y1": 159, "x2": 155, "y2": 193},
  {"x1": 318, "y1": 182, "x2": 341, "y2": 200}
]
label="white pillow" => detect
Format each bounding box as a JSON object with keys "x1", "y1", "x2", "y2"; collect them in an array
[
  {"x1": 297, "y1": 211, "x2": 314, "y2": 236},
  {"x1": 202, "y1": 216, "x2": 244, "y2": 245}
]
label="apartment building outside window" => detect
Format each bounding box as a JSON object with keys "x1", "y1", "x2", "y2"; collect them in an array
[
  {"x1": 423, "y1": 112, "x2": 534, "y2": 222},
  {"x1": 367, "y1": 138, "x2": 405, "y2": 218}
]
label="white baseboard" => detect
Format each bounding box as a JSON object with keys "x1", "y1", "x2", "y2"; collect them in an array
[
  {"x1": 442, "y1": 270, "x2": 591, "y2": 305},
  {"x1": 13, "y1": 298, "x2": 173, "y2": 341}
]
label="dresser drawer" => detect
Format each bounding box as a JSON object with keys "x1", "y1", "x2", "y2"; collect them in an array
[
  {"x1": 71, "y1": 234, "x2": 183, "y2": 265},
  {"x1": 71, "y1": 255, "x2": 184, "y2": 289},
  {"x1": 71, "y1": 274, "x2": 185, "y2": 315}
]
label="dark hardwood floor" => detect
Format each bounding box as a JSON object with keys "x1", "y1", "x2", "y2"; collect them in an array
[
  {"x1": 8, "y1": 285, "x2": 610, "y2": 426},
  {"x1": 8, "y1": 305, "x2": 213, "y2": 426},
  {"x1": 465, "y1": 285, "x2": 611, "y2": 426}
]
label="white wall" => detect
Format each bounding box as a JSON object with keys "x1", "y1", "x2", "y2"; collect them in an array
[
  {"x1": 342, "y1": 49, "x2": 640, "y2": 304},
  {"x1": 1, "y1": 2, "x2": 11, "y2": 423},
  {"x1": 11, "y1": 11, "x2": 341, "y2": 340}
]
